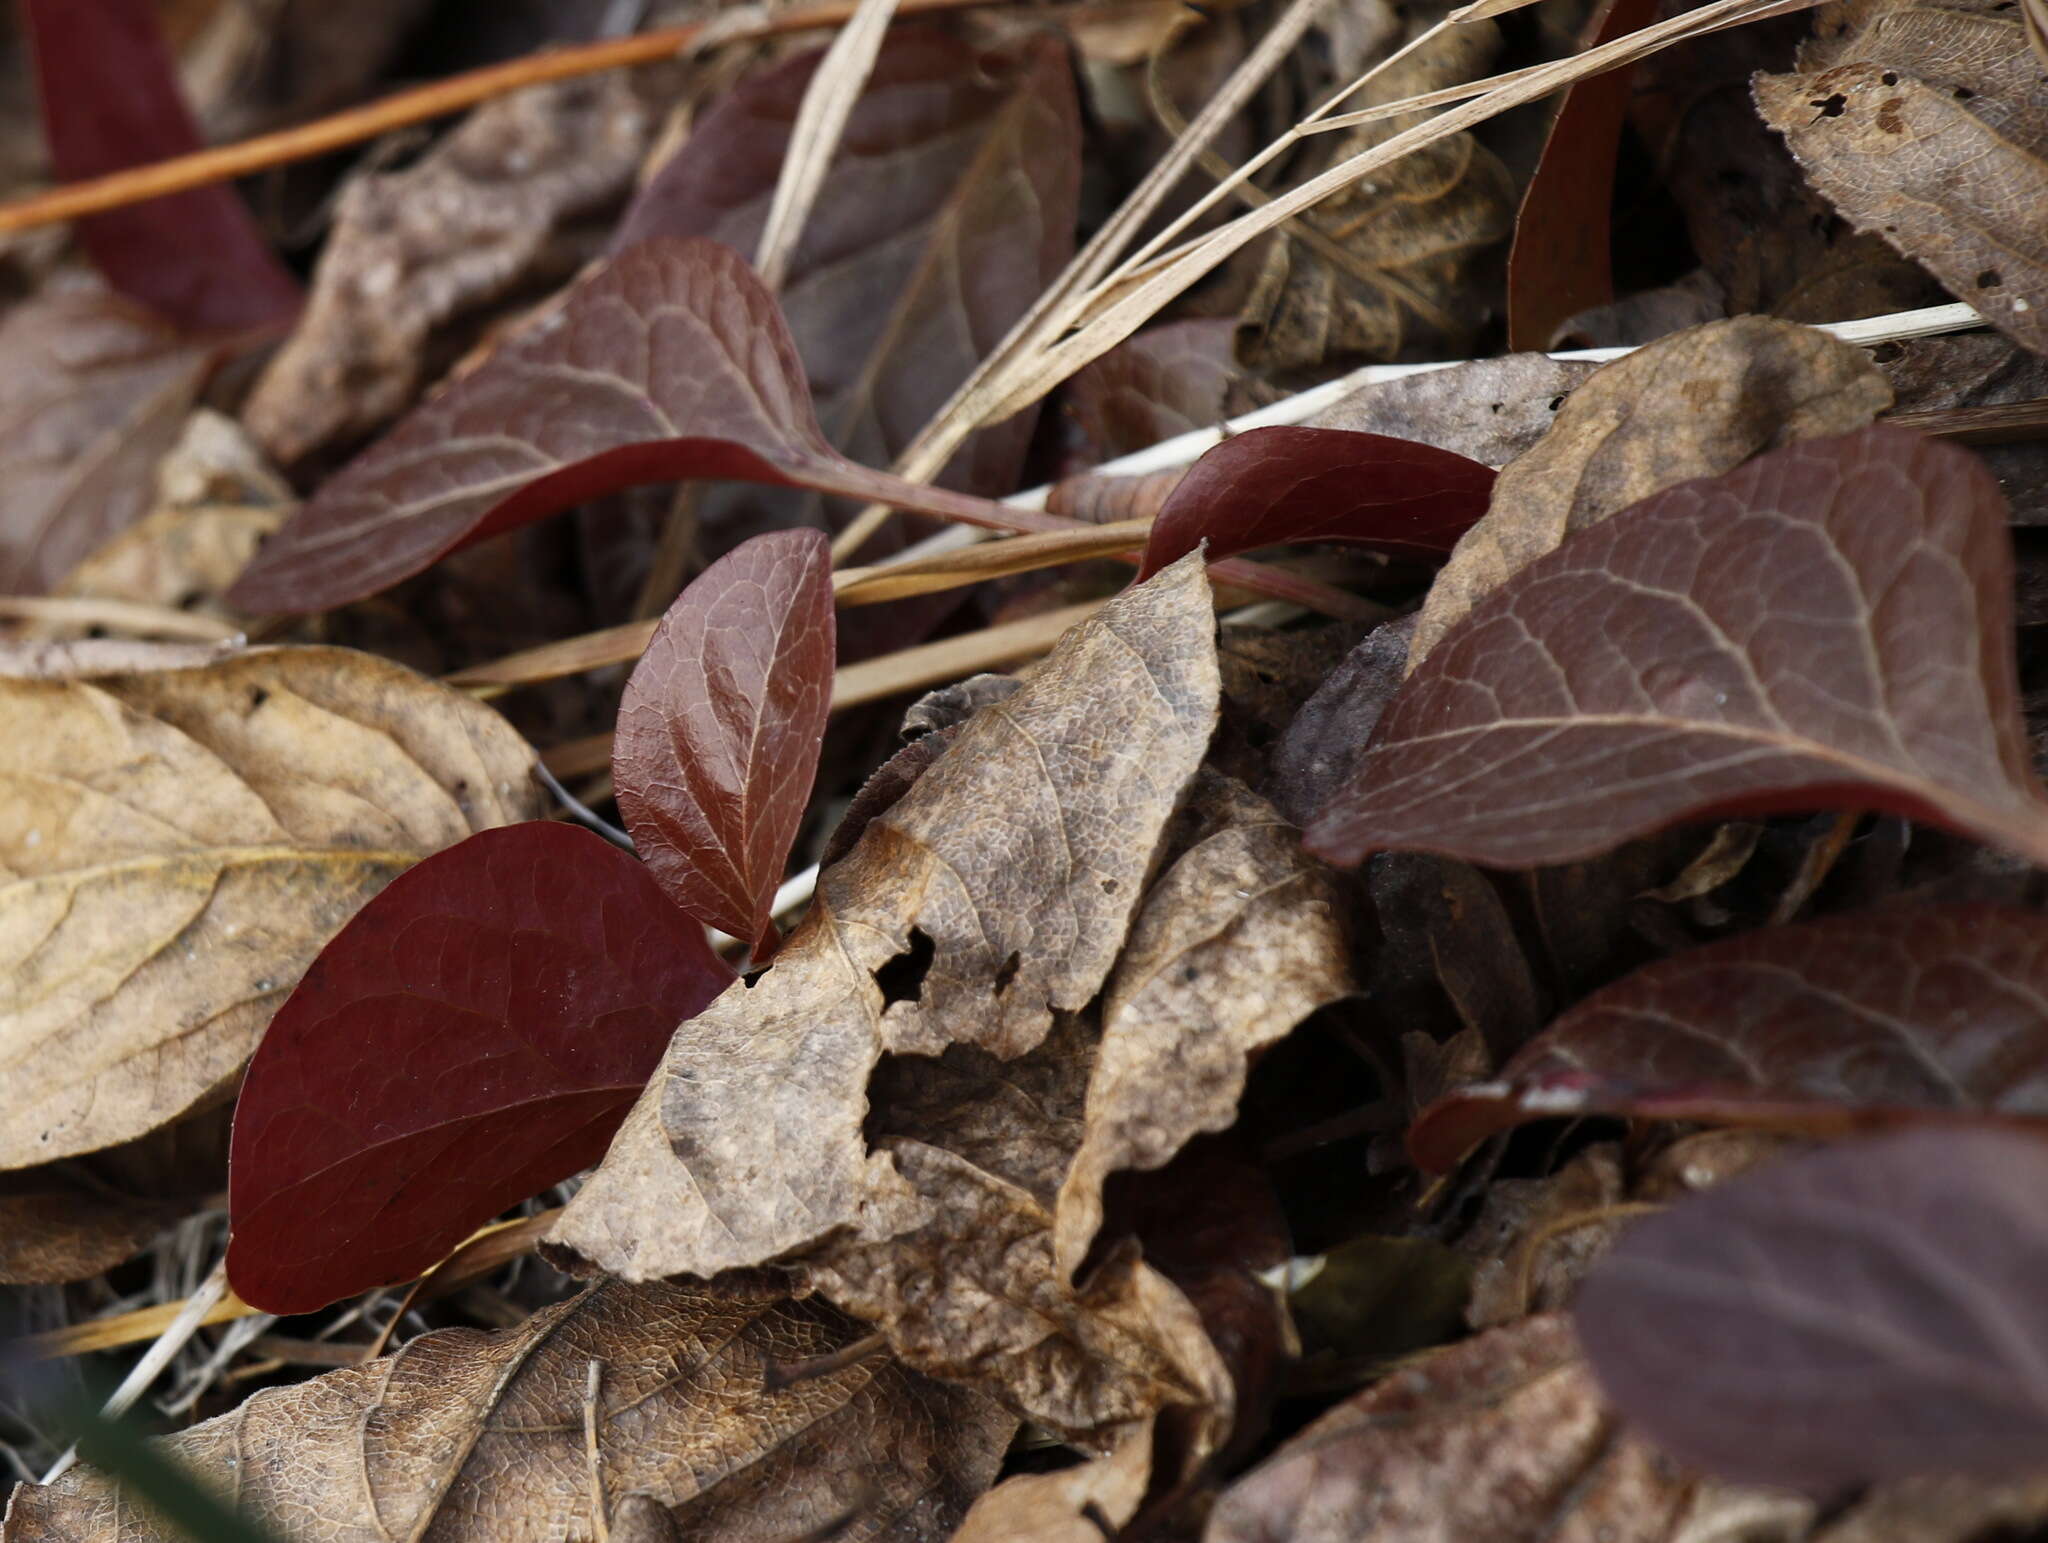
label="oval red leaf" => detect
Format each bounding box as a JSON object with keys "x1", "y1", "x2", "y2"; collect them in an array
[
  {"x1": 1577, "y1": 1129, "x2": 2048, "y2": 1490},
  {"x1": 613, "y1": 529, "x2": 834, "y2": 955},
  {"x1": 1307, "y1": 426, "x2": 2048, "y2": 870},
  {"x1": 1408, "y1": 903, "x2": 2048, "y2": 1172},
  {"x1": 226, "y1": 822, "x2": 735, "y2": 1315},
  {"x1": 1137, "y1": 426, "x2": 1495, "y2": 578}
]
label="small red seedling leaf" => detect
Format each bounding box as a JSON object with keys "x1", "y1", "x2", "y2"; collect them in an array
[
  {"x1": 22, "y1": 0, "x2": 301, "y2": 334},
  {"x1": 227, "y1": 822, "x2": 734, "y2": 1315},
  {"x1": 614, "y1": 529, "x2": 834, "y2": 958},
  {"x1": 226, "y1": 237, "x2": 1072, "y2": 616},
  {"x1": 1577, "y1": 1128, "x2": 2048, "y2": 1490},
  {"x1": 1138, "y1": 426, "x2": 1496, "y2": 580},
  {"x1": 1307, "y1": 426, "x2": 2048, "y2": 870},
  {"x1": 1408, "y1": 903, "x2": 2048, "y2": 1173}
]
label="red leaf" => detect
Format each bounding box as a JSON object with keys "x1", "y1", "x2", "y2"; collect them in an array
[
  {"x1": 1408, "y1": 903, "x2": 2048, "y2": 1173},
  {"x1": 226, "y1": 822, "x2": 734, "y2": 1314},
  {"x1": 614, "y1": 530, "x2": 834, "y2": 956},
  {"x1": 21, "y1": 0, "x2": 301, "y2": 334},
  {"x1": 1138, "y1": 426, "x2": 1495, "y2": 579},
  {"x1": 1306, "y1": 426, "x2": 2048, "y2": 870},
  {"x1": 1503, "y1": 0, "x2": 1660, "y2": 350},
  {"x1": 1576, "y1": 1128, "x2": 2048, "y2": 1490},
  {"x1": 1065, "y1": 319, "x2": 1242, "y2": 461},
  {"x1": 225, "y1": 237, "x2": 1074, "y2": 615}
]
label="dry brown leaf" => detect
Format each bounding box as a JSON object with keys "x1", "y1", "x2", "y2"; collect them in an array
[
  {"x1": 1237, "y1": 19, "x2": 1516, "y2": 375},
  {"x1": 1755, "y1": 0, "x2": 2048, "y2": 354},
  {"x1": 0, "y1": 646, "x2": 543, "y2": 1168},
  {"x1": 1407, "y1": 316, "x2": 1891, "y2": 667},
  {"x1": 0, "y1": 289, "x2": 213, "y2": 597},
  {"x1": 1052, "y1": 773, "x2": 1349, "y2": 1277},
  {"x1": 242, "y1": 74, "x2": 654, "y2": 465},
  {"x1": 1876, "y1": 332, "x2": 2048, "y2": 522},
  {"x1": 1307, "y1": 354, "x2": 1597, "y2": 466},
  {"x1": 947, "y1": 1419, "x2": 1153, "y2": 1542},
  {"x1": 0, "y1": 1169, "x2": 183, "y2": 1285},
  {"x1": 549, "y1": 554, "x2": 1220, "y2": 1283},
  {"x1": 3, "y1": 1277, "x2": 1013, "y2": 1542},
  {"x1": 1204, "y1": 1315, "x2": 1697, "y2": 1543}
]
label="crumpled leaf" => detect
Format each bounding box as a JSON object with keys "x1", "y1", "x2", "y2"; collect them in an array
[
  {"x1": 1754, "y1": 0, "x2": 2048, "y2": 355},
  {"x1": 1309, "y1": 426, "x2": 2048, "y2": 871},
  {"x1": 1238, "y1": 17, "x2": 1516, "y2": 374},
  {"x1": 1137, "y1": 426, "x2": 1494, "y2": 577},
  {"x1": 550, "y1": 554, "x2": 1220, "y2": 1284},
  {"x1": 225, "y1": 237, "x2": 1073, "y2": 616},
  {"x1": 0, "y1": 291, "x2": 214, "y2": 596},
  {"x1": 1307, "y1": 353, "x2": 1595, "y2": 468},
  {"x1": 3, "y1": 1277, "x2": 1013, "y2": 1541},
  {"x1": 1205, "y1": 1314, "x2": 1699, "y2": 1543},
  {"x1": 1577, "y1": 1128, "x2": 2048, "y2": 1491},
  {"x1": 947, "y1": 1421, "x2": 1153, "y2": 1543},
  {"x1": 1407, "y1": 316, "x2": 1890, "y2": 665},
  {"x1": 1052, "y1": 773, "x2": 1349, "y2": 1276},
  {"x1": 226, "y1": 821, "x2": 736, "y2": 1315},
  {"x1": 1409, "y1": 903, "x2": 2048, "y2": 1173},
  {"x1": 22, "y1": 0, "x2": 301, "y2": 333},
  {"x1": 0, "y1": 646, "x2": 543, "y2": 1168},
  {"x1": 613, "y1": 529, "x2": 833, "y2": 955},
  {"x1": 244, "y1": 72, "x2": 653, "y2": 465}
]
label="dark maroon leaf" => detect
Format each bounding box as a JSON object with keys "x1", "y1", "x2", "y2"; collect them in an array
[
  {"x1": 226, "y1": 822, "x2": 735, "y2": 1314},
  {"x1": 1409, "y1": 903, "x2": 2048, "y2": 1173},
  {"x1": 1307, "y1": 426, "x2": 2048, "y2": 871},
  {"x1": 614, "y1": 530, "x2": 834, "y2": 956},
  {"x1": 225, "y1": 237, "x2": 1077, "y2": 616},
  {"x1": 1137, "y1": 427, "x2": 1495, "y2": 578},
  {"x1": 22, "y1": 0, "x2": 301, "y2": 334},
  {"x1": 1577, "y1": 1128, "x2": 2048, "y2": 1490},
  {"x1": 1504, "y1": 0, "x2": 1659, "y2": 351},
  {"x1": 1065, "y1": 319, "x2": 1242, "y2": 461}
]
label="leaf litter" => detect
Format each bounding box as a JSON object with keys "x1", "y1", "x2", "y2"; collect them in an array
[{"x1": 13, "y1": 0, "x2": 2048, "y2": 1538}]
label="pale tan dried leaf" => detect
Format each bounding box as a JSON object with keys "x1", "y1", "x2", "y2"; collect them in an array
[
  {"x1": 0, "y1": 647, "x2": 542, "y2": 1167},
  {"x1": 0, "y1": 1170, "x2": 183, "y2": 1284},
  {"x1": 947, "y1": 1417, "x2": 1153, "y2": 1542},
  {"x1": 1204, "y1": 1315, "x2": 1696, "y2": 1543},
  {"x1": 1407, "y1": 316, "x2": 1890, "y2": 667},
  {"x1": 3, "y1": 1278, "x2": 1013, "y2": 1542},
  {"x1": 1755, "y1": 0, "x2": 2048, "y2": 353},
  {"x1": 1307, "y1": 353, "x2": 1597, "y2": 466},
  {"x1": 0, "y1": 290, "x2": 212, "y2": 596},
  {"x1": 549, "y1": 555, "x2": 1221, "y2": 1282},
  {"x1": 243, "y1": 75, "x2": 653, "y2": 464},
  {"x1": 1052, "y1": 774, "x2": 1349, "y2": 1277}
]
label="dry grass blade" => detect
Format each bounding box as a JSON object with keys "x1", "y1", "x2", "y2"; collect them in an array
[
  {"x1": 753, "y1": 0, "x2": 903, "y2": 292},
  {"x1": 833, "y1": 520, "x2": 1151, "y2": 605}
]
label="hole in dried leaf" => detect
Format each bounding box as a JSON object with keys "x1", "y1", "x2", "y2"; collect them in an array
[
  {"x1": 1978, "y1": 269, "x2": 2004, "y2": 289},
  {"x1": 1871, "y1": 342, "x2": 1905, "y2": 364},
  {"x1": 875, "y1": 927, "x2": 936, "y2": 1009},
  {"x1": 247, "y1": 686, "x2": 269, "y2": 712},
  {"x1": 994, "y1": 951, "x2": 1021, "y2": 993},
  {"x1": 1548, "y1": 395, "x2": 1567, "y2": 411},
  {"x1": 1954, "y1": 85, "x2": 1976, "y2": 99},
  {"x1": 1880, "y1": 71, "x2": 1898, "y2": 84},
  {"x1": 1812, "y1": 93, "x2": 1848, "y2": 118},
  {"x1": 1100, "y1": 877, "x2": 1119, "y2": 895}
]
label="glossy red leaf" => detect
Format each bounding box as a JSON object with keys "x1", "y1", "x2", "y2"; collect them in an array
[
  {"x1": 226, "y1": 822, "x2": 735, "y2": 1315},
  {"x1": 22, "y1": 0, "x2": 301, "y2": 334},
  {"x1": 1577, "y1": 1128, "x2": 2048, "y2": 1490},
  {"x1": 1408, "y1": 903, "x2": 2048, "y2": 1173},
  {"x1": 1503, "y1": 0, "x2": 1659, "y2": 350},
  {"x1": 1136, "y1": 426, "x2": 1495, "y2": 579},
  {"x1": 614, "y1": 530, "x2": 833, "y2": 956},
  {"x1": 1307, "y1": 426, "x2": 2048, "y2": 870},
  {"x1": 225, "y1": 237, "x2": 1073, "y2": 615}
]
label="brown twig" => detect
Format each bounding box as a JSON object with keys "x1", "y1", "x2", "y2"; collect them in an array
[{"x1": 0, "y1": 0, "x2": 994, "y2": 238}]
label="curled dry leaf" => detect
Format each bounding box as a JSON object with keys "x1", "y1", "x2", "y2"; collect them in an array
[
  {"x1": 1308, "y1": 426, "x2": 2048, "y2": 871},
  {"x1": 4, "y1": 1278, "x2": 1012, "y2": 1541},
  {"x1": 1408, "y1": 316, "x2": 1890, "y2": 667},
  {"x1": 21, "y1": 0, "x2": 301, "y2": 334},
  {"x1": 550, "y1": 554, "x2": 1219, "y2": 1283},
  {"x1": 226, "y1": 822, "x2": 736, "y2": 1316},
  {"x1": 1577, "y1": 1129, "x2": 2048, "y2": 1491},
  {"x1": 1409, "y1": 904, "x2": 2048, "y2": 1172},
  {"x1": 0, "y1": 291, "x2": 214, "y2": 596},
  {"x1": 244, "y1": 73, "x2": 654, "y2": 465},
  {"x1": 1754, "y1": 0, "x2": 2048, "y2": 355},
  {"x1": 0, "y1": 646, "x2": 543, "y2": 1169},
  {"x1": 1052, "y1": 774, "x2": 1349, "y2": 1276},
  {"x1": 225, "y1": 238, "x2": 1072, "y2": 617},
  {"x1": 1308, "y1": 353, "x2": 1596, "y2": 468},
  {"x1": 1205, "y1": 1314, "x2": 1699, "y2": 1543},
  {"x1": 947, "y1": 1419, "x2": 1153, "y2": 1543},
  {"x1": 613, "y1": 529, "x2": 834, "y2": 956},
  {"x1": 1136, "y1": 426, "x2": 1495, "y2": 578}
]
